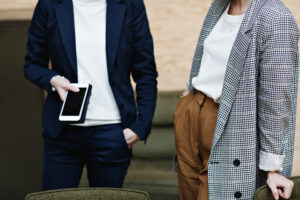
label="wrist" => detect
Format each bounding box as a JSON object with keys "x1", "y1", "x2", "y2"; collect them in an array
[
  {"x1": 50, "y1": 75, "x2": 64, "y2": 92},
  {"x1": 50, "y1": 75, "x2": 65, "y2": 85},
  {"x1": 267, "y1": 171, "x2": 280, "y2": 177},
  {"x1": 125, "y1": 128, "x2": 140, "y2": 141}
]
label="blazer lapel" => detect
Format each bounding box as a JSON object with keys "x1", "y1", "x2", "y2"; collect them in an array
[
  {"x1": 211, "y1": 0, "x2": 268, "y2": 152},
  {"x1": 106, "y1": 0, "x2": 126, "y2": 76},
  {"x1": 55, "y1": 0, "x2": 77, "y2": 79}
]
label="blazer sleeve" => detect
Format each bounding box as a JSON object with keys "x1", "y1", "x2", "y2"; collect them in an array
[
  {"x1": 24, "y1": 0, "x2": 59, "y2": 92},
  {"x1": 128, "y1": 0, "x2": 158, "y2": 140},
  {"x1": 258, "y1": 14, "x2": 299, "y2": 171}
]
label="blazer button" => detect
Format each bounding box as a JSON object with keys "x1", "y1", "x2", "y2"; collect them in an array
[
  {"x1": 233, "y1": 159, "x2": 240, "y2": 167},
  {"x1": 111, "y1": 82, "x2": 115, "y2": 87},
  {"x1": 120, "y1": 104, "x2": 124, "y2": 109},
  {"x1": 234, "y1": 191, "x2": 242, "y2": 199}
]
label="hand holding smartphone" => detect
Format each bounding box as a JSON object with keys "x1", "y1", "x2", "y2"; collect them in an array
[{"x1": 59, "y1": 83, "x2": 92, "y2": 123}]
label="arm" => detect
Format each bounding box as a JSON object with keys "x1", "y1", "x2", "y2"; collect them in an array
[
  {"x1": 24, "y1": 0, "x2": 59, "y2": 92},
  {"x1": 24, "y1": 0, "x2": 78, "y2": 98},
  {"x1": 258, "y1": 14, "x2": 299, "y2": 200},
  {"x1": 128, "y1": 0, "x2": 158, "y2": 141}
]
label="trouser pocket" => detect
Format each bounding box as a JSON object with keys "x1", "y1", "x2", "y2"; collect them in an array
[{"x1": 174, "y1": 93, "x2": 201, "y2": 176}]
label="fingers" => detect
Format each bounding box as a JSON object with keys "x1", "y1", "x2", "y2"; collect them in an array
[
  {"x1": 59, "y1": 78, "x2": 79, "y2": 92},
  {"x1": 56, "y1": 82, "x2": 71, "y2": 101},
  {"x1": 278, "y1": 189, "x2": 284, "y2": 198},
  {"x1": 51, "y1": 76, "x2": 79, "y2": 92},
  {"x1": 56, "y1": 87, "x2": 67, "y2": 101},
  {"x1": 267, "y1": 172, "x2": 294, "y2": 200},
  {"x1": 281, "y1": 181, "x2": 294, "y2": 199},
  {"x1": 58, "y1": 84, "x2": 79, "y2": 101},
  {"x1": 181, "y1": 89, "x2": 190, "y2": 97},
  {"x1": 122, "y1": 130, "x2": 131, "y2": 149},
  {"x1": 268, "y1": 182, "x2": 279, "y2": 200},
  {"x1": 123, "y1": 128, "x2": 140, "y2": 149},
  {"x1": 51, "y1": 76, "x2": 80, "y2": 101},
  {"x1": 65, "y1": 84, "x2": 79, "y2": 92}
]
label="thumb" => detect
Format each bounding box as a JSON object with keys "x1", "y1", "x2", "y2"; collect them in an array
[
  {"x1": 65, "y1": 85, "x2": 79, "y2": 92},
  {"x1": 268, "y1": 183, "x2": 279, "y2": 200}
]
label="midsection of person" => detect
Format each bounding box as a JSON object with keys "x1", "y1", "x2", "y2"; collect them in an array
[{"x1": 175, "y1": 0, "x2": 298, "y2": 199}]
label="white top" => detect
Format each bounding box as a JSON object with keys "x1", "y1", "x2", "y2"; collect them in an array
[
  {"x1": 72, "y1": 0, "x2": 121, "y2": 126},
  {"x1": 192, "y1": 4, "x2": 244, "y2": 103}
]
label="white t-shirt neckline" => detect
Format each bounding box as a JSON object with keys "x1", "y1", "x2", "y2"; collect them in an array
[{"x1": 73, "y1": 0, "x2": 106, "y2": 6}]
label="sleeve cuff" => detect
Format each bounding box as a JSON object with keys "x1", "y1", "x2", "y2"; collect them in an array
[
  {"x1": 128, "y1": 118, "x2": 147, "y2": 141},
  {"x1": 186, "y1": 81, "x2": 190, "y2": 88},
  {"x1": 259, "y1": 150, "x2": 285, "y2": 172},
  {"x1": 49, "y1": 75, "x2": 63, "y2": 92},
  {"x1": 45, "y1": 72, "x2": 60, "y2": 93}
]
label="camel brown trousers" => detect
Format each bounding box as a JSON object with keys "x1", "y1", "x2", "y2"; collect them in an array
[{"x1": 174, "y1": 91, "x2": 219, "y2": 200}]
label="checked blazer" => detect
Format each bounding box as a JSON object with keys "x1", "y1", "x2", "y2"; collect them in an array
[{"x1": 188, "y1": 0, "x2": 299, "y2": 199}]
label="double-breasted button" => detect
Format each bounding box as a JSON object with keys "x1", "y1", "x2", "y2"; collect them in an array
[
  {"x1": 111, "y1": 81, "x2": 115, "y2": 87},
  {"x1": 120, "y1": 103, "x2": 124, "y2": 109},
  {"x1": 233, "y1": 159, "x2": 240, "y2": 167},
  {"x1": 234, "y1": 191, "x2": 242, "y2": 199}
]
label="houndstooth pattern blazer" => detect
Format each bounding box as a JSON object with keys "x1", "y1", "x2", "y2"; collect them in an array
[{"x1": 188, "y1": 0, "x2": 299, "y2": 199}]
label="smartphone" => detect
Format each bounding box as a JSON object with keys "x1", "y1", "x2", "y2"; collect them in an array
[{"x1": 59, "y1": 83, "x2": 92, "y2": 123}]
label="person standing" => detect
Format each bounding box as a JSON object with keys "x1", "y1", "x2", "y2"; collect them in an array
[
  {"x1": 174, "y1": 0, "x2": 299, "y2": 199},
  {"x1": 24, "y1": 0, "x2": 157, "y2": 190}
]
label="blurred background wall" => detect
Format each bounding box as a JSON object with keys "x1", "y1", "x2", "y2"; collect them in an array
[{"x1": 0, "y1": 0, "x2": 300, "y2": 200}]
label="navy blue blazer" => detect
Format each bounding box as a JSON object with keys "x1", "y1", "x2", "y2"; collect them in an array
[{"x1": 24, "y1": 0, "x2": 158, "y2": 140}]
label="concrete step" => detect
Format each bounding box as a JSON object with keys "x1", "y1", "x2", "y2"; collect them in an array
[
  {"x1": 79, "y1": 126, "x2": 179, "y2": 199},
  {"x1": 124, "y1": 159, "x2": 178, "y2": 200},
  {"x1": 132, "y1": 126, "x2": 175, "y2": 159},
  {"x1": 79, "y1": 159, "x2": 179, "y2": 200},
  {"x1": 152, "y1": 91, "x2": 181, "y2": 126}
]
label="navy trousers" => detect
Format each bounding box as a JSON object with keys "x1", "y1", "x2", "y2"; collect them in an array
[{"x1": 42, "y1": 124, "x2": 132, "y2": 190}]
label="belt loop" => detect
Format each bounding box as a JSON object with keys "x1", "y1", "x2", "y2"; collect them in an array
[
  {"x1": 192, "y1": 90, "x2": 196, "y2": 96},
  {"x1": 200, "y1": 95, "x2": 207, "y2": 108}
]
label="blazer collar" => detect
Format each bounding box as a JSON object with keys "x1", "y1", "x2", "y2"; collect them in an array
[
  {"x1": 106, "y1": 0, "x2": 126, "y2": 76},
  {"x1": 210, "y1": 0, "x2": 268, "y2": 33},
  {"x1": 241, "y1": 0, "x2": 268, "y2": 33},
  {"x1": 55, "y1": 0, "x2": 77, "y2": 78},
  {"x1": 54, "y1": 0, "x2": 126, "y2": 78},
  {"x1": 210, "y1": 0, "x2": 231, "y2": 17}
]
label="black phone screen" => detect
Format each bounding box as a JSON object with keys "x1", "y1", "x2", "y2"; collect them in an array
[{"x1": 62, "y1": 88, "x2": 87, "y2": 116}]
